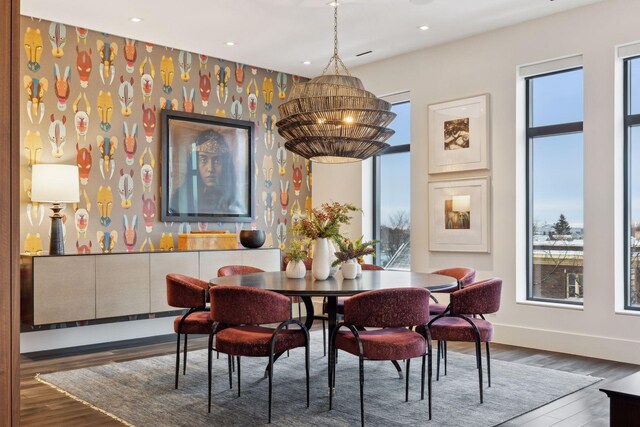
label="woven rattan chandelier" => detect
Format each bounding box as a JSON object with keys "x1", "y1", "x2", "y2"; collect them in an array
[{"x1": 277, "y1": 4, "x2": 396, "y2": 163}]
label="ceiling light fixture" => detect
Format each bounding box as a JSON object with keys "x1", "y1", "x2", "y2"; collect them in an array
[
  {"x1": 418, "y1": 25, "x2": 430, "y2": 31},
  {"x1": 327, "y1": 1, "x2": 340, "y2": 6},
  {"x1": 277, "y1": 4, "x2": 395, "y2": 164},
  {"x1": 130, "y1": 17, "x2": 144, "y2": 23},
  {"x1": 302, "y1": 60, "x2": 312, "y2": 65},
  {"x1": 225, "y1": 41, "x2": 236, "y2": 46}
]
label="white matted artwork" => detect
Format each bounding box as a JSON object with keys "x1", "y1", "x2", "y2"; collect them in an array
[
  {"x1": 428, "y1": 177, "x2": 490, "y2": 252},
  {"x1": 428, "y1": 94, "x2": 489, "y2": 173}
]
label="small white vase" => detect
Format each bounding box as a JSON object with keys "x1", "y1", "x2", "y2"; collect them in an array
[
  {"x1": 328, "y1": 239, "x2": 339, "y2": 277},
  {"x1": 356, "y1": 263, "x2": 362, "y2": 277},
  {"x1": 286, "y1": 259, "x2": 306, "y2": 279},
  {"x1": 341, "y1": 259, "x2": 358, "y2": 280},
  {"x1": 312, "y1": 238, "x2": 331, "y2": 280}
]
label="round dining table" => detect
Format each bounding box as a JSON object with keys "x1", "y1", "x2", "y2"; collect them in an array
[{"x1": 210, "y1": 269, "x2": 458, "y2": 388}]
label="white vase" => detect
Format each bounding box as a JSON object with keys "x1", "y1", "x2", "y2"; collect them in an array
[
  {"x1": 341, "y1": 259, "x2": 358, "y2": 280},
  {"x1": 312, "y1": 238, "x2": 331, "y2": 280},
  {"x1": 356, "y1": 263, "x2": 362, "y2": 277},
  {"x1": 286, "y1": 259, "x2": 306, "y2": 279},
  {"x1": 328, "y1": 239, "x2": 339, "y2": 277}
]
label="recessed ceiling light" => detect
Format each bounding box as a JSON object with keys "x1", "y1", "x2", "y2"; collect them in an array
[
  {"x1": 130, "y1": 17, "x2": 143, "y2": 23},
  {"x1": 302, "y1": 60, "x2": 311, "y2": 65},
  {"x1": 225, "y1": 41, "x2": 236, "y2": 46},
  {"x1": 327, "y1": 1, "x2": 339, "y2": 6},
  {"x1": 418, "y1": 25, "x2": 430, "y2": 31}
]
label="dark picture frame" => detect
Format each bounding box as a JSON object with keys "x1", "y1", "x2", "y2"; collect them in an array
[{"x1": 160, "y1": 110, "x2": 255, "y2": 222}]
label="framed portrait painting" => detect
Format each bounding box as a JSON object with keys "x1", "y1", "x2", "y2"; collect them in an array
[
  {"x1": 428, "y1": 94, "x2": 489, "y2": 173},
  {"x1": 428, "y1": 177, "x2": 490, "y2": 252},
  {"x1": 160, "y1": 110, "x2": 255, "y2": 222}
]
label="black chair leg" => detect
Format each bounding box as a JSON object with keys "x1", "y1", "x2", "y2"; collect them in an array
[
  {"x1": 268, "y1": 352, "x2": 274, "y2": 423},
  {"x1": 436, "y1": 341, "x2": 441, "y2": 381},
  {"x1": 207, "y1": 333, "x2": 214, "y2": 413},
  {"x1": 486, "y1": 341, "x2": 491, "y2": 387},
  {"x1": 298, "y1": 301, "x2": 302, "y2": 321},
  {"x1": 228, "y1": 355, "x2": 233, "y2": 389},
  {"x1": 405, "y1": 358, "x2": 411, "y2": 402},
  {"x1": 305, "y1": 340, "x2": 310, "y2": 408},
  {"x1": 237, "y1": 356, "x2": 241, "y2": 397},
  {"x1": 174, "y1": 332, "x2": 181, "y2": 389},
  {"x1": 420, "y1": 354, "x2": 425, "y2": 401},
  {"x1": 359, "y1": 354, "x2": 365, "y2": 427},
  {"x1": 443, "y1": 341, "x2": 447, "y2": 376},
  {"x1": 183, "y1": 334, "x2": 188, "y2": 375},
  {"x1": 428, "y1": 345, "x2": 432, "y2": 420},
  {"x1": 329, "y1": 346, "x2": 334, "y2": 410},
  {"x1": 475, "y1": 337, "x2": 483, "y2": 403}
]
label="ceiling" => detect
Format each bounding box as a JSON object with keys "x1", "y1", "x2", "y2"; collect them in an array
[{"x1": 22, "y1": 0, "x2": 601, "y2": 77}]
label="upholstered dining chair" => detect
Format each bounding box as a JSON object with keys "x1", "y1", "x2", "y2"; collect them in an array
[
  {"x1": 217, "y1": 265, "x2": 265, "y2": 277},
  {"x1": 208, "y1": 286, "x2": 310, "y2": 423},
  {"x1": 429, "y1": 267, "x2": 476, "y2": 316},
  {"x1": 421, "y1": 278, "x2": 502, "y2": 403},
  {"x1": 329, "y1": 287, "x2": 433, "y2": 426},
  {"x1": 166, "y1": 273, "x2": 212, "y2": 389}
]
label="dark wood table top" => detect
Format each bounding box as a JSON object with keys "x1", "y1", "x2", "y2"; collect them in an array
[
  {"x1": 209, "y1": 270, "x2": 458, "y2": 297},
  {"x1": 600, "y1": 371, "x2": 640, "y2": 399}
]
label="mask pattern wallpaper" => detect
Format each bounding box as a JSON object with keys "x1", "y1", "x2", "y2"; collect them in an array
[{"x1": 20, "y1": 16, "x2": 312, "y2": 256}]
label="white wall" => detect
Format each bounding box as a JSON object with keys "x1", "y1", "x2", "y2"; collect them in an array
[{"x1": 313, "y1": 0, "x2": 640, "y2": 364}]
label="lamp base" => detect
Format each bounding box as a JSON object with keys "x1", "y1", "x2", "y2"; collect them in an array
[{"x1": 49, "y1": 203, "x2": 65, "y2": 255}]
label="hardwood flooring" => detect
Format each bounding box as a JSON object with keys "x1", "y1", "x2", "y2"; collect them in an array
[{"x1": 20, "y1": 325, "x2": 639, "y2": 426}]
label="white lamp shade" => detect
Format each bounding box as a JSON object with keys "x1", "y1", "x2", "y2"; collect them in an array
[
  {"x1": 452, "y1": 195, "x2": 471, "y2": 213},
  {"x1": 31, "y1": 164, "x2": 80, "y2": 203}
]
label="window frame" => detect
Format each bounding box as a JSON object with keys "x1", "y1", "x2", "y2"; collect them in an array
[
  {"x1": 372, "y1": 100, "x2": 411, "y2": 267},
  {"x1": 525, "y1": 67, "x2": 584, "y2": 305},
  {"x1": 623, "y1": 56, "x2": 640, "y2": 311}
]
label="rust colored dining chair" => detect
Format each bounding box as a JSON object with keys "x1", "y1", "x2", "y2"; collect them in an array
[
  {"x1": 166, "y1": 273, "x2": 212, "y2": 389},
  {"x1": 208, "y1": 286, "x2": 310, "y2": 423},
  {"x1": 421, "y1": 278, "x2": 502, "y2": 403},
  {"x1": 217, "y1": 265, "x2": 265, "y2": 277},
  {"x1": 429, "y1": 267, "x2": 476, "y2": 316},
  {"x1": 329, "y1": 287, "x2": 433, "y2": 426}
]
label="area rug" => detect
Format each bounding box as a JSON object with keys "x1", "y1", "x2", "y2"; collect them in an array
[{"x1": 37, "y1": 333, "x2": 601, "y2": 426}]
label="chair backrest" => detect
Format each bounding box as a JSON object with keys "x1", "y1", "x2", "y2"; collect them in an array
[
  {"x1": 431, "y1": 267, "x2": 476, "y2": 288},
  {"x1": 281, "y1": 256, "x2": 312, "y2": 271},
  {"x1": 166, "y1": 273, "x2": 208, "y2": 309},
  {"x1": 209, "y1": 286, "x2": 290, "y2": 325},
  {"x1": 217, "y1": 265, "x2": 265, "y2": 277},
  {"x1": 344, "y1": 287, "x2": 430, "y2": 328},
  {"x1": 360, "y1": 263, "x2": 384, "y2": 271},
  {"x1": 450, "y1": 278, "x2": 502, "y2": 315}
]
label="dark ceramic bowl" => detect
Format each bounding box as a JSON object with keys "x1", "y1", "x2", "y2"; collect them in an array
[{"x1": 239, "y1": 230, "x2": 266, "y2": 249}]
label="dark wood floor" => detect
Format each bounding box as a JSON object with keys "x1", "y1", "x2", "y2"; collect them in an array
[{"x1": 20, "y1": 324, "x2": 639, "y2": 426}]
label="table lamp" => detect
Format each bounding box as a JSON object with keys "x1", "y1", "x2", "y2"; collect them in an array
[{"x1": 31, "y1": 164, "x2": 80, "y2": 255}]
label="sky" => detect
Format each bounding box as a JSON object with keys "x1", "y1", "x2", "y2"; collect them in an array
[{"x1": 379, "y1": 102, "x2": 411, "y2": 227}]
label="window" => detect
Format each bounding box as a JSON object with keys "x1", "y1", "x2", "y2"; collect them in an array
[
  {"x1": 624, "y1": 56, "x2": 640, "y2": 310},
  {"x1": 373, "y1": 100, "x2": 410, "y2": 270},
  {"x1": 526, "y1": 68, "x2": 584, "y2": 304}
]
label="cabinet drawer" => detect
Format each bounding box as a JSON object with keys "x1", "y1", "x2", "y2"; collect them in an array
[{"x1": 96, "y1": 254, "x2": 150, "y2": 318}]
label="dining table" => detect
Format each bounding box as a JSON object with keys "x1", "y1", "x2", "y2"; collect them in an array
[{"x1": 209, "y1": 269, "x2": 458, "y2": 388}]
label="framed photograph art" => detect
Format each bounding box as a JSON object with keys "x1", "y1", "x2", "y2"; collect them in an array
[
  {"x1": 160, "y1": 110, "x2": 255, "y2": 222},
  {"x1": 428, "y1": 177, "x2": 490, "y2": 252},
  {"x1": 428, "y1": 94, "x2": 489, "y2": 173}
]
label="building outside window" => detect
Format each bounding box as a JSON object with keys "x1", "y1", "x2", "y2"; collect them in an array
[
  {"x1": 624, "y1": 56, "x2": 640, "y2": 310},
  {"x1": 526, "y1": 68, "x2": 584, "y2": 304},
  {"x1": 373, "y1": 99, "x2": 410, "y2": 270}
]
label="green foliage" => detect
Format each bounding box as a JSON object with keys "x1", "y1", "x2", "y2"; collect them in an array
[
  {"x1": 553, "y1": 213, "x2": 572, "y2": 236},
  {"x1": 285, "y1": 239, "x2": 308, "y2": 263},
  {"x1": 332, "y1": 236, "x2": 378, "y2": 267},
  {"x1": 291, "y1": 202, "x2": 359, "y2": 240}
]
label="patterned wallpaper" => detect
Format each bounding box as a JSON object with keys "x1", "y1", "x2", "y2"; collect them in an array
[{"x1": 20, "y1": 16, "x2": 312, "y2": 255}]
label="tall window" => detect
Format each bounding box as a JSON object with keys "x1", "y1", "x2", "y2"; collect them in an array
[
  {"x1": 373, "y1": 100, "x2": 410, "y2": 270},
  {"x1": 526, "y1": 68, "x2": 584, "y2": 304},
  {"x1": 624, "y1": 56, "x2": 640, "y2": 310}
]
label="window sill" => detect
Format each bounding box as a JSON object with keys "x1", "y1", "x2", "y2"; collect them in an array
[
  {"x1": 614, "y1": 309, "x2": 640, "y2": 317},
  {"x1": 516, "y1": 299, "x2": 584, "y2": 310}
]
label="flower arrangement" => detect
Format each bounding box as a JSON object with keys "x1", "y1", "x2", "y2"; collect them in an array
[
  {"x1": 285, "y1": 238, "x2": 308, "y2": 263},
  {"x1": 332, "y1": 236, "x2": 377, "y2": 267},
  {"x1": 291, "y1": 202, "x2": 359, "y2": 240}
]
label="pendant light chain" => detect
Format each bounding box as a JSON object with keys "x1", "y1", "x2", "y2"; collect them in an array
[{"x1": 322, "y1": 4, "x2": 351, "y2": 77}]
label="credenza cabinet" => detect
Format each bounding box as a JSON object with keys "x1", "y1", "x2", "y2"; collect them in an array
[{"x1": 21, "y1": 248, "x2": 280, "y2": 328}]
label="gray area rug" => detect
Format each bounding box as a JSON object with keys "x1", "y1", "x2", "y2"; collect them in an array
[{"x1": 38, "y1": 332, "x2": 601, "y2": 426}]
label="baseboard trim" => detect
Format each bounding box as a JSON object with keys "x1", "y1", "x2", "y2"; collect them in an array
[{"x1": 493, "y1": 323, "x2": 640, "y2": 364}]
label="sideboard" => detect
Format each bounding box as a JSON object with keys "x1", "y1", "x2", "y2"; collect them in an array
[{"x1": 20, "y1": 248, "x2": 281, "y2": 329}]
